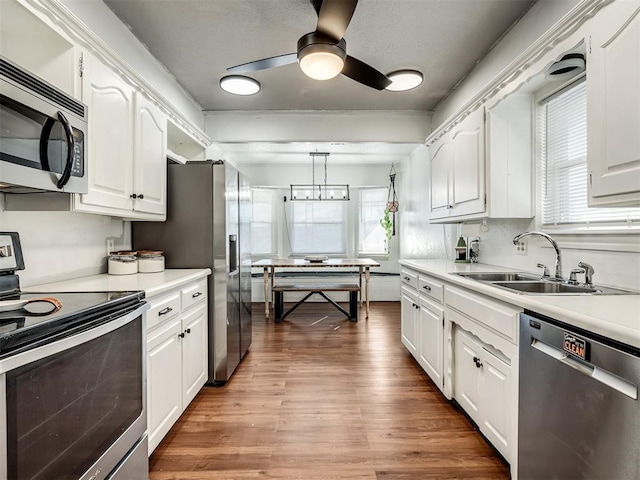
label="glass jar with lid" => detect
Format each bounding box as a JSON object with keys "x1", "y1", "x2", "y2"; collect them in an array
[
  {"x1": 137, "y1": 250, "x2": 165, "y2": 273},
  {"x1": 108, "y1": 251, "x2": 138, "y2": 275}
]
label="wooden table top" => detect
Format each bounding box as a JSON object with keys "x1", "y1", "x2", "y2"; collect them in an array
[{"x1": 252, "y1": 258, "x2": 380, "y2": 268}]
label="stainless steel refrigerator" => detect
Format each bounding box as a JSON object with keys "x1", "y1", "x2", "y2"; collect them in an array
[{"x1": 133, "y1": 160, "x2": 252, "y2": 384}]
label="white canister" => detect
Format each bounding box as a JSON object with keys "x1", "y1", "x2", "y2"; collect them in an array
[
  {"x1": 137, "y1": 250, "x2": 165, "y2": 273},
  {"x1": 108, "y1": 251, "x2": 138, "y2": 275}
]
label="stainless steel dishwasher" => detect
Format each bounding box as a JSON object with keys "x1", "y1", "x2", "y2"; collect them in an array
[{"x1": 519, "y1": 311, "x2": 640, "y2": 480}]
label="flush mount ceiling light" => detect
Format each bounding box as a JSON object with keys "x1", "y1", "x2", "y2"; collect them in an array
[
  {"x1": 291, "y1": 152, "x2": 350, "y2": 201},
  {"x1": 219, "y1": 75, "x2": 260, "y2": 95},
  {"x1": 546, "y1": 53, "x2": 585, "y2": 81},
  {"x1": 298, "y1": 35, "x2": 347, "y2": 80},
  {"x1": 385, "y1": 70, "x2": 424, "y2": 92}
]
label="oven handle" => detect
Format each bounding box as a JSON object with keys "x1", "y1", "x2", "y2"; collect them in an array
[{"x1": 0, "y1": 303, "x2": 149, "y2": 374}]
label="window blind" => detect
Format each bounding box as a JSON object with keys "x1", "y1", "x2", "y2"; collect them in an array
[
  {"x1": 358, "y1": 187, "x2": 387, "y2": 255},
  {"x1": 541, "y1": 81, "x2": 640, "y2": 228},
  {"x1": 251, "y1": 188, "x2": 276, "y2": 255},
  {"x1": 290, "y1": 201, "x2": 346, "y2": 255}
]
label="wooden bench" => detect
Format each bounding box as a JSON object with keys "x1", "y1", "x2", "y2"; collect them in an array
[{"x1": 272, "y1": 283, "x2": 360, "y2": 323}]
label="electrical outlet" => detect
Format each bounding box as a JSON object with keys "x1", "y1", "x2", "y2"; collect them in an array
[
  {"x1": 106, "y1": 238, "x2": 115, "y2": 256},
  {"x1": 514, "y1": 239, "x2": 527, "y2": 256}
]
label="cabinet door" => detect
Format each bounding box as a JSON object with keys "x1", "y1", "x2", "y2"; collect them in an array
[
  {"x1": 588, "y1": 3, "x2": 640, "y2": 206},
  {"x1": 429, "y1": 133, "x2": 452, "y2": 219},
  {"x1": 133, "y1": 92, "x2": 167, "y2": 215},
  {"x1": 453, "y1": 328, "x2": 481, "y2": 423},
  {"x1": 400, "y1": 287, "x2": 418, "y2": 357},
  {"x1": 451, "y1": 107, "x2": 486, "y2": 217},
  {"x1": 147, "y1": 318, "x2": 182, "y2": 455},
  {"x1": 417, "y1": 297, "x2": 444, "y2": 390},
  {"x1": 78, "y1": 52, "x2": 134, "y2": 211},
  {"x1": 181, "y1": 304, "x2": 208, "y2": 409},
  {"x1": 480, "y1": 349, "x2": 511, "y2": 461}
]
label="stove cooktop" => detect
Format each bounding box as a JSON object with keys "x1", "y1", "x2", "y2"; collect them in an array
[{"x1": 0, "y1": 290, "x2": 145, "y2": 358}]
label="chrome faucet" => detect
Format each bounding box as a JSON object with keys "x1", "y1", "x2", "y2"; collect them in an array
[{"x1": 513, "y1": 231, "x2": 563, "y2": 280}]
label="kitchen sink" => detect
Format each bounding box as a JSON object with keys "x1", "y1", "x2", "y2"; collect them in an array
[
  {"x1": 451, "y1": 272, "x2": 637, "y2": 295},
  {"x1": 454, "y1": 272, "x2": 541, "y2": 282},
  {"x1": 492, "y1": 281, "x2": 598, "y2": 294}
]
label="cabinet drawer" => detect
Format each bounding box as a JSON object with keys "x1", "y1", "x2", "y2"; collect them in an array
[
  {"x1": 400, "y1": 268, "x2": 418, "y2": 290},
  {"x1": 418, "y1": 274, "x2": 444, "y2": 303},
  {"x1": 146, "y1": 292, "x2": 181, "y2": 331},
  {"x1": 445, "y1": 286, "x2": 521, "y2": 343},
  {"x1": 181, "y1": 278, "x2": 208, "y2": 311}
]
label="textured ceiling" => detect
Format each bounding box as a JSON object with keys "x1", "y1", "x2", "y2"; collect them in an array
[{"x1": 104, "y1": 0, "x2": 536, "y2": 112}]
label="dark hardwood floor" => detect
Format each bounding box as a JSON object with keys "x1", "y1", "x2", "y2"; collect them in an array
[{"x1": 149, "y1": 302, "x2": 510, "y2": 480}]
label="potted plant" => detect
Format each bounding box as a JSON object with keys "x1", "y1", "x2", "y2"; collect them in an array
[{"x1": 380, "y1": 208, "x2": 393, "y2": 257}]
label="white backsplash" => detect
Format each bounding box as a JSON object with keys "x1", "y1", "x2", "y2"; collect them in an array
[{"x1": 0, "y1": 194, "x2": 130, "y2": 287}]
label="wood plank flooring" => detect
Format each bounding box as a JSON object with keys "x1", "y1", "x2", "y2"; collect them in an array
[{"x1": 149, "y1": 302, "x2": 510, "y2": 480}]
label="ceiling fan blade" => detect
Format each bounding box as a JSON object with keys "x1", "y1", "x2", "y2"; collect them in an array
[
  {"x1": 316, "y1": 0, "x2": 358, "y2": 41},
  {"x1": 310, "y1": 0, "x2": 323, "y2": 16},
  {"x1": 341, "y1": 55, "x2": 391, "y2": 90},
  {"x1": 227, "y1": 53, "x2": 297, "y2": 74}
]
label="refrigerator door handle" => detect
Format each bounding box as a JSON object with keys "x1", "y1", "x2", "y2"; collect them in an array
[{"x1": 229, "y1": 234, "x2": 238, "y2": 274}]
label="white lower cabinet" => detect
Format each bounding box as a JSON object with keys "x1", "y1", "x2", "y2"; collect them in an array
[
  {"x1": 400, "y1": 268, "x2": 445, "y2": 392},
  {"x1": 454, "y1": 327, "x2": 511, "y2": 461},
  {"x1": 146, "y1": 278, "x2": 208, "y2": 454},
  {"x1": 417, "y1": 296, "x2": 444, "y2": 390},
  {"x1": 400, "y1": 286, "x2": 419, "y2": 357}
]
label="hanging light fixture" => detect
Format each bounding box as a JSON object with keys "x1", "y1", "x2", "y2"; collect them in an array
[{"x1": 290, "y1": 152, "x2": 350, "y2": 201}]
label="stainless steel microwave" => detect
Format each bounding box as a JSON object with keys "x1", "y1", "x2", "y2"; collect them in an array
[{"x1": 0, "y1": 56, "x2": 88, "y2": 194}]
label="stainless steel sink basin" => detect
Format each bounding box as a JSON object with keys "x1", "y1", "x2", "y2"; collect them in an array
[
  {"x1": 454, "y1": 272, "x2": 541, "y2": 282},
  {"x1": 492, "y1": 281, "x2": 598, "y2": 294},
  {"x1": 451, "y1": 272, "x2": 636, "y2": 295}
]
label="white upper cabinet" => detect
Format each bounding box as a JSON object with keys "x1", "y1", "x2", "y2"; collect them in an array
[
  {"x1": 78, "y1": 52, "x2": 135, "y2": 212},
  {"x1": 428, "y1": 93, "x2": 534, "y2": 223},
  {"x1": 133, "y1": 93, "x2": 167, "y2": 216},
  {"x1": 587, "y1": 1, "x2": 640, "y2": 207},
  {"x1": 74, "y1": 53, "x2": 167, "y2": 220},
  {"x1": 429, "y1": 107, "x2": 486, "y2": 221}
]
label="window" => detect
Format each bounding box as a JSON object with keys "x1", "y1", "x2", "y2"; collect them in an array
[
  {"x1": 358, "y1": 187, "x2": 388, "y2": 255},
  {"x1": 290, "y1": 201, "x2": 346, "y2": 255},
  {"x1": 540, "y1": 79, "x2": 640, "y2": 229},
  {"x1": 251, "y1": 188, "x2": 277, "y2": 255}
]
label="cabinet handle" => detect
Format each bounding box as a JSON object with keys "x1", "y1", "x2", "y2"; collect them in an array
[
  {"x1": 473, "y1": 356, "x2": 483, "y2": 368},
  {"x1": 403, "y1": 276, "x2": 410, "y2": 282},
  {"x1": 185, "y1": 328, "x2": 191, "y2": 334},
  {"x1": 158, "y1": 307, "x2": 173, "y2": 316},
  {"x1": 130, "y1": 193, "x2": 137, "y2": 199},
  {"x1": 192, "y1": 291, "x2": 203, "y2": 299},
  {"x1": 178, "y1": 332, "x2": 185, "y2": 338},
  {"x1": 447, "y1": 205, "x2": 453, "y2": 209},
  {"x1": 138, "y1": 194, "x2": 144, "y2": 199},
  {"x1": 422, "y1": 285, "x2": 431, "y2": 291}
]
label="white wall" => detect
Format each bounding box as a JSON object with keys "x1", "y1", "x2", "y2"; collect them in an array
[{"x1": 0, "y1": 195, "x2": 130, "y2": 287}]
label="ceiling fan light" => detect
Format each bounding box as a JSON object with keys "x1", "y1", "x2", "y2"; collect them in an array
[
  {"x1": 385, "y1": 70, "x2": 423, "y2": 92},
  {"x1": 298, "y1": 44, "x2": 345, "y2": 80},
  {"x1": 219, "y1": 75, "x2": 261, "y2": 95}
]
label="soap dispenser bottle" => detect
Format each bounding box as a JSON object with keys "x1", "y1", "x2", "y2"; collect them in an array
[{"x1": 454, "y1": 236, "x2": 469, "y2": 263}]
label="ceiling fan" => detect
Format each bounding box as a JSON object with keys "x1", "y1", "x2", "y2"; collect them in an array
[{"x1": 226, "y1": 0, "x2": 392, "y2": 90}]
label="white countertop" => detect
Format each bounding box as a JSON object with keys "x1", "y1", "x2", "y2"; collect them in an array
[
  {"x1": 25, "y1": 269, "x2": 211, "y2": 299},
  {"x1": 400, "y1": 259, "x2": 640, "y2": 349}
]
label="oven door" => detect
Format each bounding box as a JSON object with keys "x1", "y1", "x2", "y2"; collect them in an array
[{"x1": 0, "y1": 305, "x2": 148, "y2": 480}]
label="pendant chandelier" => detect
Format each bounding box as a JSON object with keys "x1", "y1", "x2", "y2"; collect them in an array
[{"x1": 290, "y1": 152, "x2": 350, "y2": 201}]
